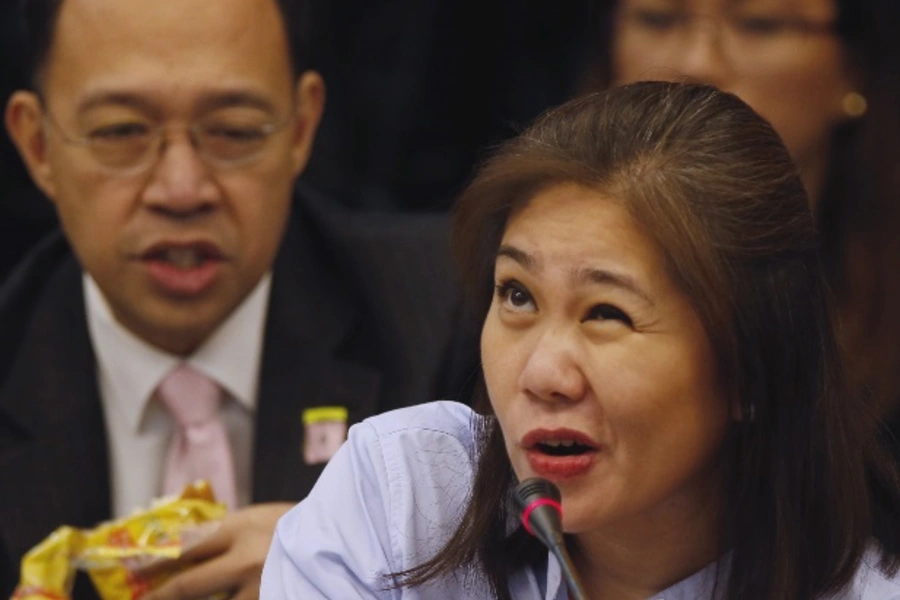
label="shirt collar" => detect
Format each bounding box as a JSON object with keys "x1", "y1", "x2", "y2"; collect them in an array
[
  {"x1": 541, "y1": 549, "x2": 725, "y2": 600},
  {"x1": 189, "y1": 272, "x2": 271, "y2": 411},
  {"x1": 84, "y1": 272, "x2": 272, "y2": 431}
]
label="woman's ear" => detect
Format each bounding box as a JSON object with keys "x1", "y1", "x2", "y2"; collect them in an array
[{"x1": 5, "y1": 91, "x2": 59, "y2": 201}]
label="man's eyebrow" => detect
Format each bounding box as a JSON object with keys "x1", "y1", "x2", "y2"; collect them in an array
[
  {"x1": 76, "y1": 92, "x2": 155, "y2": 113},
  {"x1": 195, "y1": 91, "x2": 278, "y2": 113},
  {"x1": 496, "y1": 244, "x2": 655, "y2": 305},
  {"x1": 75, "y1": 90, "x2": 279, "y2": 114}
]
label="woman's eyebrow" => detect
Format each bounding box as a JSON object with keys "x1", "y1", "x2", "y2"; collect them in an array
[
  {"x1": 496, "y1": 244, "x2": 655, "y2": 306},
  {"x1": 573, "y1": 266, "x2": 655, "y2": 306},
  {"x1": 496, "y1": 245, "x2": 536, "y2": 271}
]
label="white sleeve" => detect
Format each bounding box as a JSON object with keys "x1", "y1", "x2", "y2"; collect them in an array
[
  {"x1": 260, "y1": 420, "x2": 399, "y2": 600},
  {"x1": 841, "y1": 547, "x2": 900, "y2": 600}
]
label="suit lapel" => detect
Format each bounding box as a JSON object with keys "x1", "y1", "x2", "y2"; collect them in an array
[
  {"x1": 252, "y1": 207, "x2": 382, "y2": 503},
  {"x1": 0, "y1": 249, "x2": 110, "y2": 589}
]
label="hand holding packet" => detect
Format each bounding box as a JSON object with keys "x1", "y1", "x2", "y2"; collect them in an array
[{"x1": 11, "y1": 480, "x2": 226, "y2": 600}]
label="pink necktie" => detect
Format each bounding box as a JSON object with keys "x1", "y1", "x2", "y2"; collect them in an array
[{"x1": 157, "y1": 363, "x2": 238, "y2": 510}]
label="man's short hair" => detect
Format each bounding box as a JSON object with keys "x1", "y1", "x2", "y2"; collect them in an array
[{"x1": 19, "y1": 0, "x2": 311, "y2": 89}]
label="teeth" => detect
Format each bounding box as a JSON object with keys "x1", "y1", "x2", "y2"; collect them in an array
[
  {"x1": 541, "y1": 440, "x2": 577, "y2": 447},
  {"x1": 164, "y1": 248, "x2": 204, "y2": 269}
]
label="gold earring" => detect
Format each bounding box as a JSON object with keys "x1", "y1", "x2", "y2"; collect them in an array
[{"x1": 842, "y1": 92, "x2": 868, "y2": 118}]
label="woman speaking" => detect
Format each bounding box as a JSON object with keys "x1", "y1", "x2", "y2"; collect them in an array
[{"x1": 260, "y1": 82, "x2": 900, "y2": 599}]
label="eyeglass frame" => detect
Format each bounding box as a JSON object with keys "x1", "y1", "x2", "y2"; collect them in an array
[{"x1": 38, "y1": 97, "x2": 296, "y2": 176}]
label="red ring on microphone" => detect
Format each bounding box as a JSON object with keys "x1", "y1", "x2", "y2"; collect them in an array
[{"x1": 521, "y1": 498, "x2": 562, "y2": 536}]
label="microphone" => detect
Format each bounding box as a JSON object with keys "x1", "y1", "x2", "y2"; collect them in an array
[{"x1": 514, "y1": 478, "x2": 589, "y2": 600}]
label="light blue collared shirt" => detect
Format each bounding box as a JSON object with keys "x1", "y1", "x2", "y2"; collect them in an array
[{"x1": 261, "y1": 401, "x2": 900, "y2": 599}]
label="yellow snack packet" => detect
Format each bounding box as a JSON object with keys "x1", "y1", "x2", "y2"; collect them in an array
[{"x1": 12, "y1": 481, "x2": 226, "y2": 600}]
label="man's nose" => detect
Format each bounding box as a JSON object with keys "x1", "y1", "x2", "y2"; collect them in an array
[
  {"x1": 141, "y1": 134, "x2": 221, "y2": 216},
  {"x1": 517, "y1": 328, "x2": 587, "y2": 404}
]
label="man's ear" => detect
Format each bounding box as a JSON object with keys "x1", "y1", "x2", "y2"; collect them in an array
[
  {"x1": 288, "y1": 71, "x2": 325, "y2": 176},
  {"x1": 5, "y1": 91, "x2": 58, "y2": 201}
]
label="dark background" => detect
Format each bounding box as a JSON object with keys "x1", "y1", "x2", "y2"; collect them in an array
[{"x1": 0, "y1": 3, "x2": 58, "y2": 283}]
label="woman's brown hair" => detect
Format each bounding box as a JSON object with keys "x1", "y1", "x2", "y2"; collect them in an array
[{"x1": 398, "y1": 81, "x2": 899, "y2": 599}]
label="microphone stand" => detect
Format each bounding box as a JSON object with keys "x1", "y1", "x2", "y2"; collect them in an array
[
  {"x1": 514, "y1": 478, "x2": 589, "y2": 600},
  {"x1": 546, "y1": 536, "x2": 588, "y2": 600}
]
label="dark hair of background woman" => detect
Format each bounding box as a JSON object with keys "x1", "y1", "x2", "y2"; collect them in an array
[{"x1": 395, "y1": 81, "x2": 900, "y2": 600}]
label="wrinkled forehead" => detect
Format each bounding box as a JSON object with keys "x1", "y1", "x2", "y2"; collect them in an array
[{"x1": 40, "y1": 0, "x2": 294, "y2": 108}]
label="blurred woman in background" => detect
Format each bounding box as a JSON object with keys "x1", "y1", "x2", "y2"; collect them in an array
[{"x1": 584, "y1": 0, "x2": 900, "y2": 439}]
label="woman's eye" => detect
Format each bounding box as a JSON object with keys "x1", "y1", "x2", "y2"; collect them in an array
[
  {"x1": 584, "y1": 304, "x2": 633, "y2": 327},
  {"x1": 628, "y1": 8, "x2": 683, "y2": 30},
  {"x1": 495, "y1": 281, "x2": 535, "y2": 311},
  {"x1": 731, "y1": 15, "x2": 788, "y2": 36}
]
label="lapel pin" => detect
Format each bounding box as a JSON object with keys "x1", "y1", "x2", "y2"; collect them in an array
[{"x1": 302, "y1": 406, "x2": 348, "y2": 465}]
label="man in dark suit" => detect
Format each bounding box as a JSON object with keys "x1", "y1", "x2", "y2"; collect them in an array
[{"x1": 0, "y1": 0, "x2": 471, "y2": 598}]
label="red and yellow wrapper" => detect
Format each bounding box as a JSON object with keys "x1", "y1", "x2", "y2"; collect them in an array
[{"x1": 11, "y1": 481, "x2": 226, "y2": 600}]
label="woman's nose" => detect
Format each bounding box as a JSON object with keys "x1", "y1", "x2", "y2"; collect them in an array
[
  {"x1": 666, "y1": 17, "x2": 732, "y2": 88},
  {"x1": 517, "y1": 329, "x2": 587, "y2": 404}
]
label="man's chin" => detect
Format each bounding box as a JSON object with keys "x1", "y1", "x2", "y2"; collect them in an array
[{"x1": 115, "y1": 299, "x2": 231, "y2": 356}]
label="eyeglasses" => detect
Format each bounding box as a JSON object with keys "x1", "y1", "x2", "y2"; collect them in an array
[
  {"x1": 617, "y1": 6, "x2": 837, "y2": 69},
  {"x1": 41, "y1": 106, "x2": 293, "y2": 175}
]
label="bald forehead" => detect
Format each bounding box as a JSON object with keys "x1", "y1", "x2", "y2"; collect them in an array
[
  {"x1": 40, "y1": 0, "x2": 296, "y2": 112},
  {"x1": 54, "y1": 0, "x2": 285, "y2": 47},
  {"x1": 54, "y1": 0, "x2": 283, "y2": 23},
  {"x1": 46, "y1": 0, "x2": 290, "y2": 73}
]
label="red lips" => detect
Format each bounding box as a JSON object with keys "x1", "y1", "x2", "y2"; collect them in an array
[{"x1": 521, "y1": 428, "x2": 601, "y2": 481}]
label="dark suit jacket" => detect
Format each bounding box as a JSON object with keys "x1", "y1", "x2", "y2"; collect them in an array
[{"x1": 0, "y1": 184, "x2": 475, "y2": 598}]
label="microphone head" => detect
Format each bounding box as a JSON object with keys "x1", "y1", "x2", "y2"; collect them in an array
[
  {"x1": 513, "y1": 477, "x2": 564, "y2": 548},
  {"x1": 513, "y1": 477, "x2": 561, "y2": 512}
]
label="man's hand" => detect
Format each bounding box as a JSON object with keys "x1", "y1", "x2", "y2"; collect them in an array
[{"x1": 139, "y1": 502, "x2": 294, "y2": 600}]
